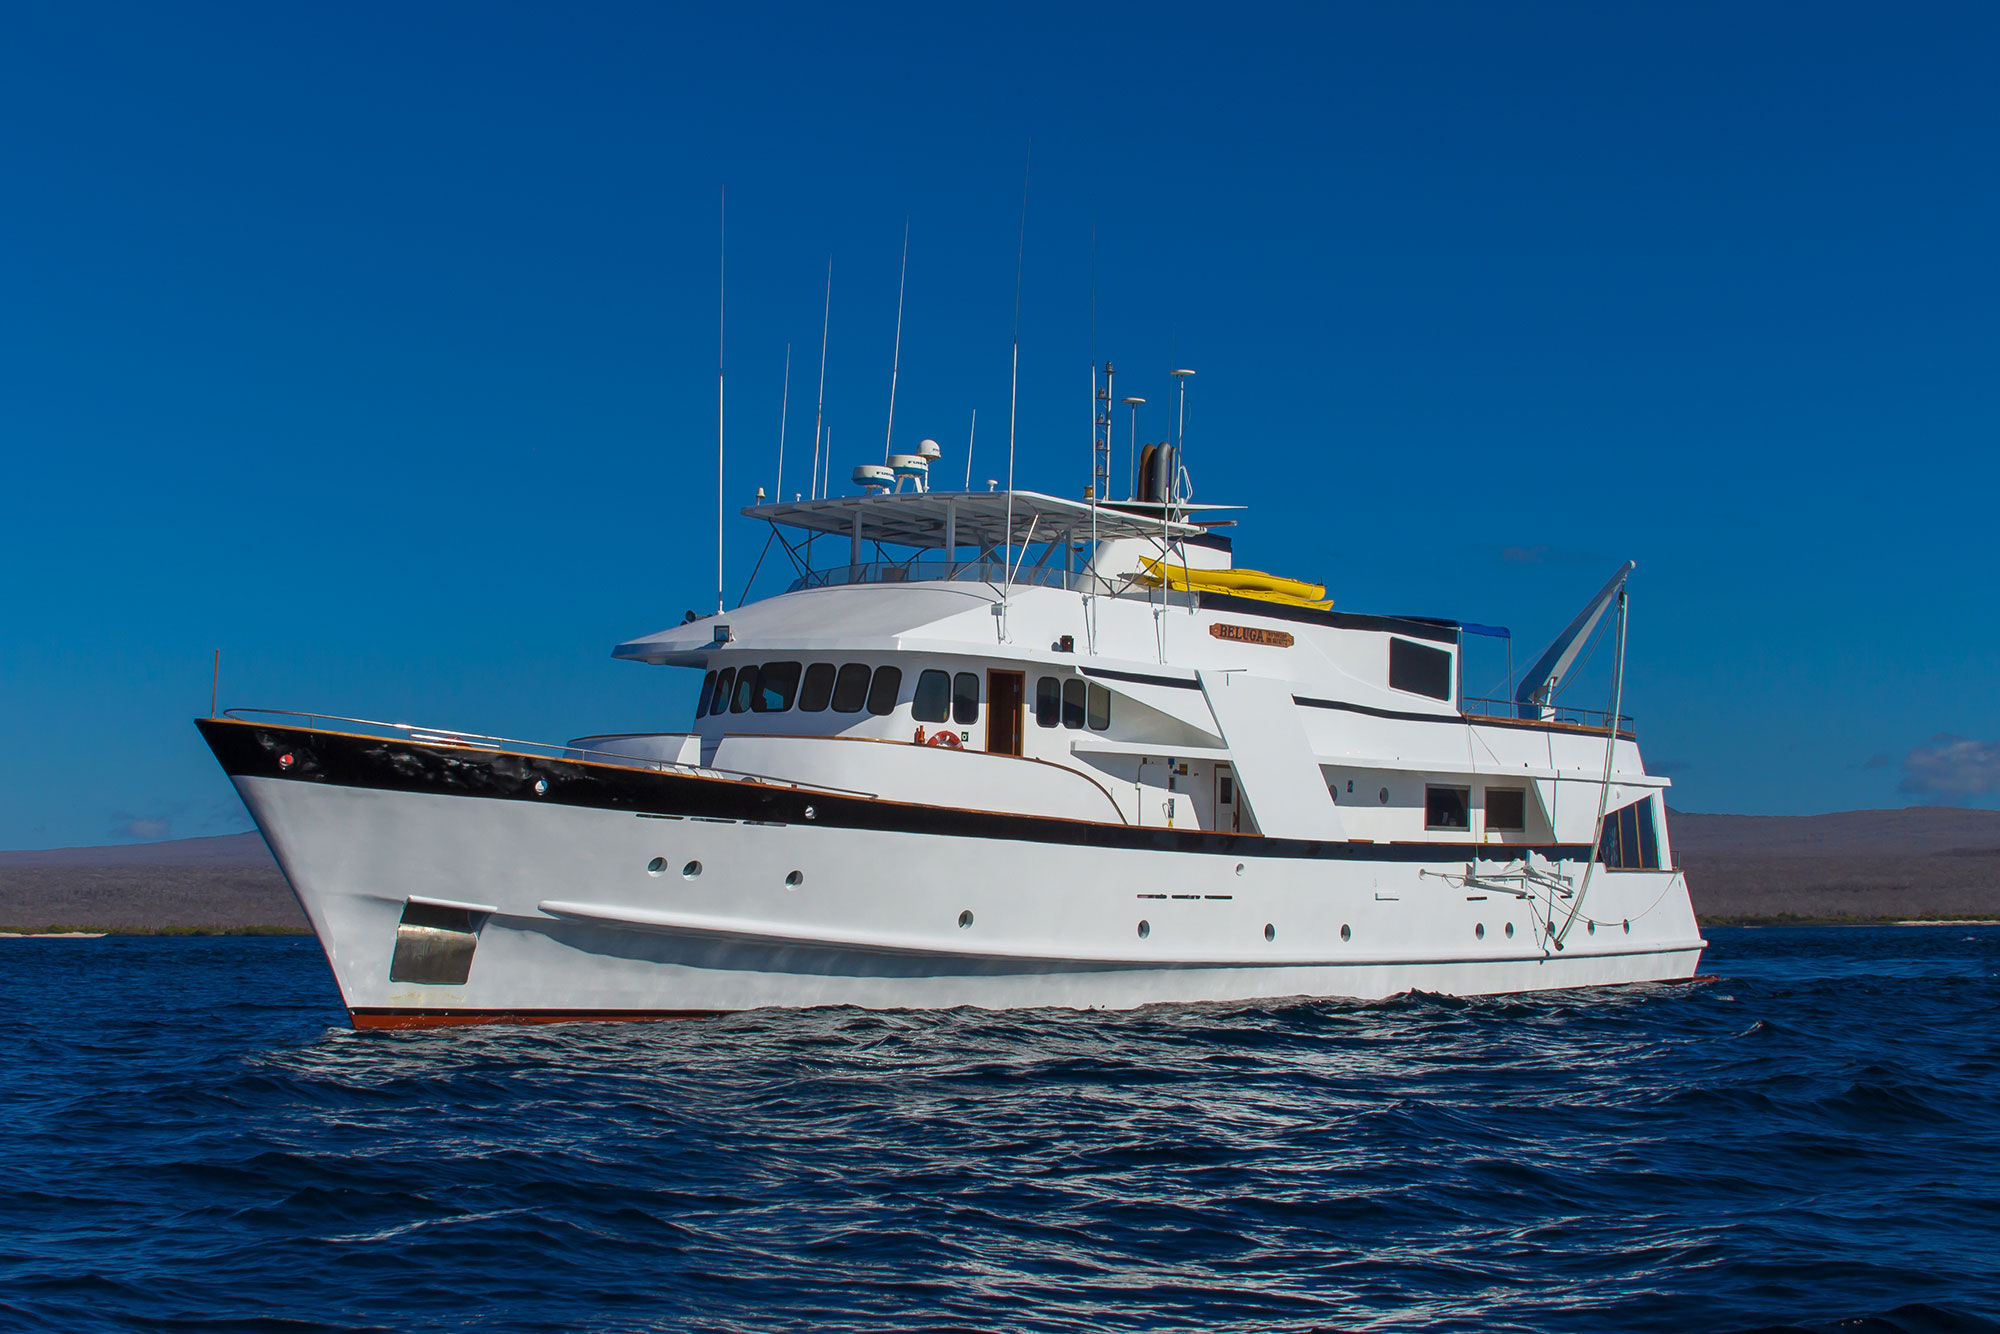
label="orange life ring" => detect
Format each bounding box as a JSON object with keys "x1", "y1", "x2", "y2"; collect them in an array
[{"x1": 926, "y1": 730, "x2": 964, "y2": 749}]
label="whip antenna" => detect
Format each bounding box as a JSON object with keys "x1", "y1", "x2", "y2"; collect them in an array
[
  {"x1": 1002, "y1": 144, "x2": 1030, "y2": 613},
  {"x1": 885, "y1": 220, "x2": 909, "y2": 461},
  {"x1": 810, "y1": 257, "x2": 830, "y2": 499},
  {"x1": 775, "y1": 342, "x2": 790, "y2": 503}
]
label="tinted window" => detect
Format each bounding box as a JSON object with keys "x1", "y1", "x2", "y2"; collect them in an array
[
  {"x1": 1598, "y1": 797, "x2": 1662, "y2": 869},
  {"x1": 1486, "y1": 788, "x2": 1527, "y2": 832},
  {"x1": 866, "y1": 665, "x2": 902, "y2": 716},
  {"x1": 831, "y1": 663, "x2": 872, "y2": 713},
  {"x1": 913, "y1": 669, "x2": 951, "y2": 723},
  {"x1": 730, "y1": 665, "x2": 760, "y2": 713},
  {"x1": 1086, "y1": 682, "x2": 1111, "y2": 731},
  {"x1": 1425, "y1": 785, "x2": 1470, "y2": 830},
  {"x1": 695, "y1": 670, "x2": 716, "y2": 720},
  {"x1": 708, "y1": 667, "x2": 736, "y2": 716},
  {"x1": 1035, "y1": 676, "x2": 1061, "y2": 728},
  {"x1": 1389, "y1": 637, "x2": 1453, "y2": 701},
  {"x1": 755, "y1": 661, "x2": 801, "y2": 712},
  {"x1": 798, "y1": 663, "x2": 836, "y2": 712},
  {"x1": 1061, "y1": 678, "x2": 1086, "y2": 730},
  {"x1": 952, "y1": 672, "x2": 980, "y2": 725}
]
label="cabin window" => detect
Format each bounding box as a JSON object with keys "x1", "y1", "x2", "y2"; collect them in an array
[
  {"x1": 952, "y1": 672, "x2": 980, "y2": 725},
  {"x1": 913, "y1": 669, "x2": 952, "y2": 723},
  {"x1": 1087, "y1": 682, "x2": 1111, "y2": 731},
  {"x1": 831, "y1": 663, "x2": 872, "y2": 713},
  {"x1": 1034, "y1": 676, "x2": 1061, "y2": 728},
  {"x1": 1061, "y1": 678, "x2": 1087, "y2": 729},
  {"x1": 866, "y1": 665, "x2": 903, "y2": 716},
  {"x1": 1486, "y1": 788, "x2": 1527, "y2": 832},
  {"x1": 798, "y1": 663, "x2": 836, "y2": 712},
  {"x1": 754, "y1": 661, "x2": 801, "y2": 712},
  {"x1": 1598, "y1": 797, "x2": 1663, "y2": 870},
  {"x1": 730, "y1": 665, "x2": 760, "y2": 713},
  {"x1": 695, "y1": 670, "x2": 717, "y2": 720},
  {"x1": 1389, "y1": 637, "x2": 1453, "y2": 702},
  {"x1": 708, "y1": 667, "x2": 736, "y2": 717},
  {"x1": 1425, "y1": 785, "x2": 1470, "y2": 830}
]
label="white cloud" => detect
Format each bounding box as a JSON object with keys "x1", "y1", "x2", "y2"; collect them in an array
[{"x1": 1899, "y1": 735, "x2": 2000, "y2": 801}]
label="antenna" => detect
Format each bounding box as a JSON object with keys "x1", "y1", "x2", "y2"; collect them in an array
[
  {"x1": 716, "y1": 187, "x2": 725, "y2": 615},
  {"x1": 1002, "y1": 144, "x2": 1030, "y2": 615},
  {"x1": 1122, "y1": 396, "x2": 1145, "y2": 499},
  {"x1": 1171, "y1": 368, "x2": 1195, "y2": 507},
  {"x1": 1093, "y1": 361, "x2": 1114, "y2": 500},
  {"x1": 811, "y1": 257, "x2": 831, "y2": 500},
  {"x1": 885, "y1": 219, "x2": 909, "y2": 462},
  {"x1": 774, "y1": 342, "x2": 790, "y2": 505},
  {"x1": 964, "y1": 407, "x2": 977, "y2": 491}
]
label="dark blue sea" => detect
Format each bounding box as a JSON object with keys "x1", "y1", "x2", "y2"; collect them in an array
[{"x1": 3, "y1": 929, "x2": 1997, "y2": 1333}]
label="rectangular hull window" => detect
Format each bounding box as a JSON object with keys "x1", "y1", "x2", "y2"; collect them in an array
[
  {"x1": 1485, "y1": 788, "x2": 1527, "y2": 832},
  {"x1": 389, "y1": 901, "x2": 482, "y2": 986},
  {"x1": 1389, "y1": 637, "x2": 1453, "y2": 701},
  {"x1": 1598, "y1": 797, "x2": 1663, "y2": 869},
  {"x1": 1425, "y1": 785, "x2": 1471, "y2": 830}
]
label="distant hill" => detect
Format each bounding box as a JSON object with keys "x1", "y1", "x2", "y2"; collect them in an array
[
  {"x1": 1668, "y1": 807, "x2": 2000, "y2": 923},
  {"x1": 2, "y1": 810, "x2": 1996, "y2": 933},
  {"x1": 0, "y1": 832, "x2": 299, "y2": 933}
]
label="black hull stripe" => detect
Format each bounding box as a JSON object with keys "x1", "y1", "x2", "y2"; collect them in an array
[{"x1": 196, "y1": 718, "x2": 1596, "y2": 864}]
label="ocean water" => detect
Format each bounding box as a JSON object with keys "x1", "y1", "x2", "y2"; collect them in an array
[{"x1": 1, "y1": 929, "x2": 1997, "y2": 1333}]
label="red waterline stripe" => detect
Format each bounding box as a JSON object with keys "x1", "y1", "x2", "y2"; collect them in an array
[{"x1": 349, "y1": 1008, "x2": 728, "y2": 1031}]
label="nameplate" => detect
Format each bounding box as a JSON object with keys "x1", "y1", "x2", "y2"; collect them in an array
[{"x1": 1209, "y1": 622, "x2": 1294, "y2": 648}]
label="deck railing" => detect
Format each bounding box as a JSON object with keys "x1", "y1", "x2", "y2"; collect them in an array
[
  {"x1": 218, "y1": 710, "x2": 875, "y2": 796},
  {"x1": 1460, "y1": 697, "x2": 1634, "y2": 734}
]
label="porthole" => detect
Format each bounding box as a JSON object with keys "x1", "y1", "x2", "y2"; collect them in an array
[
  {"x1": 1378, "y1": 787, "x2": 1389, "y2": 805},
  {"x1": 646, "y1": 857, "x2": 667, "y2": 876},
  {"x1": 1504, "y1": 921, "x2": 1515, "y2": 939},
  {"x1": 784, "y1": 870, "x2": 804, "y2": 889},
  {"x1": 1137, "y1": 919, "x2": 1151, "y2": 939},
  {"x1": 1340, "y1": 923, "x2": 1351, "y2": 942},
  {"x1": 1263, "y1": 923, "x2": 1275, "y2": 942},
  {"x1": 1588, "y1": 920, "x2": 1597, "y2": 936},
  {"x1": 1475, "y1": 922, "x2": 1485, "y2": 940},
  {"x1": 1235, "y1": 863, "x2": 1245, "y2": 877},
  {"x1": 682, "y1": 860, "x2": 703, "y2": 879},
  {"x1": 1623, "y1": 919, "x2": 1631, "y2": 934},
  {"x1": 957, "y1": 909, "x2": 973, "y2": 929}
]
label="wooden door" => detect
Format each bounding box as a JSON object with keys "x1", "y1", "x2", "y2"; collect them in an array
[{"x1": 986, "y1": 671, "x2": 1025, "y2": 756}]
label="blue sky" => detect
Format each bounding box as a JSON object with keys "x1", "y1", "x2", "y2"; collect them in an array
[{"x1": 3, "y1": 1, "x2": 1997, "y2": 848}]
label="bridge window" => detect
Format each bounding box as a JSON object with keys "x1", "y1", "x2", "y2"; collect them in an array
[
  {"x1": 708, "y1": 667, "x2": 736, "y2": 717},
  {"x1": 831, "y1": 663, "x2": 872, "y2": 713},
  {"x1": 754, "y1": 661, "x2": 801, "y2": 712},
  {"x1": 952, "y1": 672, "x2": 980, "y2": 725},
  {"x1": 1486, "y1": 788, "x2": 1527, "y2": 832},
  {"x1": 798, "y1": 663, "x2": 836, "y2": 712},
  {"x1": 1425, "y1": 784, "x2": 1470, "y2": 830},
  {"x1": 730, "y1": 665, "x2": 760, "y2": 713},
  {"x1": 695, "y1": 670, "x2": 717, "y2": 720},
  {"x1": 866, "y1": 665, "x2": 903, "y2": 716},
  {"x1": 913, "y1": 670, "x2": 952, "y2": 723},
  {"x1": 1035, "y1": 676, "x2": 1061, "y2": 728},
  {"x1": 1087, "y1": 682, "x2": 1111, "y2": 731},
  {"x1": 1390, "y1": 637, "x2": 1452, "y2": 701}
]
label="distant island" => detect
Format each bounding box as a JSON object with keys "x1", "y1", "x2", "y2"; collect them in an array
[{"x1": 2, "y1": 808, "x2": 1997, "y2": 934}]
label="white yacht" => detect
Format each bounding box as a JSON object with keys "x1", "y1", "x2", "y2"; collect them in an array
[{"x1": 200, "y1": 419, "x2": 1702, "y2": 1028}]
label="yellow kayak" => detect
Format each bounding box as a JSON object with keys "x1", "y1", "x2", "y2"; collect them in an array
[{"x1": 1137, "y1": 557, "x2": 1331, "y2": 609}]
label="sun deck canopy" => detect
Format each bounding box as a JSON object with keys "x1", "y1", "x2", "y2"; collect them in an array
[{"x1": 743, "y1": 490, "x2": 1218, "y2": 550}]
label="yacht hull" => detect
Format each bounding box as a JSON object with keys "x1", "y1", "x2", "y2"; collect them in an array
[{"x1": 204, "y1": 720, "x2": 1705, "y2": 1027}]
